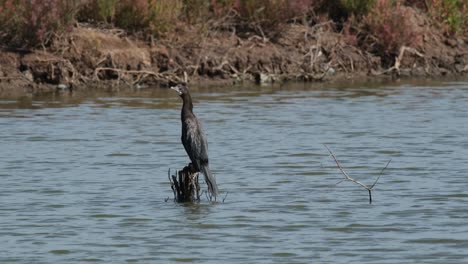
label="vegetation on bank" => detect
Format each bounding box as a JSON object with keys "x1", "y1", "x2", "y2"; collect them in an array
[{"x1": 0, "y1": 0, "x2": 466, "y2": 58}]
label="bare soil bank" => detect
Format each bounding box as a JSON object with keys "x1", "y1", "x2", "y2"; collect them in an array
[{"x1": 0, "y1": 8, "x2": 467, "y2": 97}]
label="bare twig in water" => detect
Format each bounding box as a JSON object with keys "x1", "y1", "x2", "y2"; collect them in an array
[
  {"x1": 370, "y1": 159, "x2": 391, "y2": 189},
  {"x1": 168, "y1": 168, "x2": 177, "y2": 202},
  {"x1": 324, "y1": 144, "x2": 391, "y2": 204},
  {"x1": 222, "y1": 191, "x2": 229, "y2": 203},
  {"x1": 204, "y1": 187, "x2": 217, "y2": 202}
]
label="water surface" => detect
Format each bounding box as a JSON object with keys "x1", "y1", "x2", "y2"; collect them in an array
[{"x1": 1, "y1": 80, "x2": 468, "y2": 263}]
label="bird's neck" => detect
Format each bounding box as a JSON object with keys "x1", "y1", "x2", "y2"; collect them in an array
[{"x1": 181, "y1": 93, "x2": 193, "y2": 119}]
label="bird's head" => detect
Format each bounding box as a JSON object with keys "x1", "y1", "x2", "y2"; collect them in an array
[{"x1": 170, "y1": 83, "x2": 189, "y2": 96}]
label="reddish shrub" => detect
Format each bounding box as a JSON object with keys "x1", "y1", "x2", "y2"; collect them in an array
[
  {"x1": 363, "y1": 0, "x2": 420, "y2": 57},
  {"x1": 288, "y1": 0, "x2": 317, "y2": 17},
  {"x1": 231, "y1": 0, "x2": 315, "y2": 39},
  {"x1": 0, "y1": 0, "x2": 78, "y2": 47},
  {"x1": 210, "y1": 0, "x2": 233, "y2": 16},
  {"x1": 342, "y1": 18, "x2": 358, "y2": 46}
]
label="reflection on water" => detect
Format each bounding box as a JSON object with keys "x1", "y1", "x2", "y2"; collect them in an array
[{"x1": 1, "y1": 79, "x2": 468, "y2": 263}]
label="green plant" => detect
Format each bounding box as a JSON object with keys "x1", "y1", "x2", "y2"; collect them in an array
[
  {"x1": 341, "y1": 0, "x2": 376, "y2": 16},
  {"x1": 428, "y1": 0, "x2": 467, "y2": 33},
  {"x1": 147, "y1": 0, "x2": 183, "y2": 36},
  {"x1": 181, "y1": 0, "x2": 211, "y2": 24},
  {"x1": 97, "y1": 0, "x2": 118, "y2": 22},
  {"x1": 233, "y1": 0, "x2": 314, "y2": 39},
  {"x1": 114, "y1": 0, "x2": 150, "y2": 31},
  {"x1": 76, "y1": 0, "x2": 117, "y2": 23},
  {"x1": 77, "y1": 0, "x2": 184, "y2": 36}
]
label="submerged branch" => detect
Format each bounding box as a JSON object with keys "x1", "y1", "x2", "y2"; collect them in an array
[
  {"x1": 370, "y1": 159, "x2": 392, "y2": 189},
  {"x1": 324, "y1": 144, "x2": 390, "y2": 204}
]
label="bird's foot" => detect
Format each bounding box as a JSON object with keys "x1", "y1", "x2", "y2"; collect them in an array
[{"x1": 187, "y1": 163, "x2": 197, "y2": 173}]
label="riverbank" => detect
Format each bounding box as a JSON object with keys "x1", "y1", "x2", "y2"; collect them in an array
[{"x1": 0, "y1": 2, "x2": 467, "y2": 98}]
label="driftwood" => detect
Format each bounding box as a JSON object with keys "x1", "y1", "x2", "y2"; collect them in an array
[
  {"x1": 373, "y1": 46, "x2": 426, "y2": 76},
  {"x1": 325, "y1": 144, "x2": 391, "y2": 204},
  {"x1": 168, "y1": 164, "x2": 201, "y2": 203}
]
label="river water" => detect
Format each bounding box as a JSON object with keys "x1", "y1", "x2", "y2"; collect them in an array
[{"x1": 1, "y1": 79, "x2": 467, "y2": 263}]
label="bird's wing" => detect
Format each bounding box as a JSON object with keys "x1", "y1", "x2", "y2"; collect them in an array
[{"x1": 183, "y1": 118, "x2": 209, "y2": 169}]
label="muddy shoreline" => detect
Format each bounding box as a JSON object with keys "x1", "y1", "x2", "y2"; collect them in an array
[{"x1": 1, "y1": 8, "x2": 467, "y2": 98}]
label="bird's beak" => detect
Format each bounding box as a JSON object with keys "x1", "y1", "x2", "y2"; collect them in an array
[{"x1": 170, "y1": 85, "x2": 182, "y2": 95}]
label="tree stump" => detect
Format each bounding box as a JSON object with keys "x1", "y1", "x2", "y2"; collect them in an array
[{"x1": 168, "y1": 164, "x2": 201, "y2": 203}]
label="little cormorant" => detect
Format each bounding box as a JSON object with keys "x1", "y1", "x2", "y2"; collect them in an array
[{"x1": 171, "y1": 84, "x2": 218, "y2": 197}]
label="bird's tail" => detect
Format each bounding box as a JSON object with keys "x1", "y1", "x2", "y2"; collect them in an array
[{"x1": 200, "y1": 164, "x2": 218, "y2": 198}]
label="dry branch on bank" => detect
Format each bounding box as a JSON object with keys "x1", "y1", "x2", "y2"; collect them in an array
[
  {"x1": 18, "y1": 55, "x2": 78, "y2": 85},
  {"x1": 372, "y1": 46, "x2": 426, "y2": 76},
  {"x1": 324, "y1": 144, "x2": 391, "y2": 204}
]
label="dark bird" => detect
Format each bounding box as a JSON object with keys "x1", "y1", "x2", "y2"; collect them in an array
[{"x1": 171, "y1": 83, "x2": 218, "y2": 197}]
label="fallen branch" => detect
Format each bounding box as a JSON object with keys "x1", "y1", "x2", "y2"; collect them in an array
[
  {"x1": 394, "y1": 46, "x2": 424, "y2": 71},
  {"x1": 373, "y1": 46, "x2": 425, "y2": 76},
  {"x1": 324, "y1": 144, "x2": 391, "y2": 204}
]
